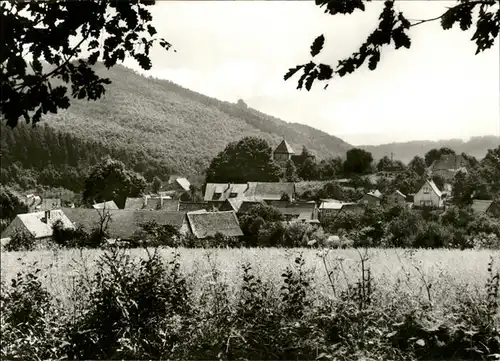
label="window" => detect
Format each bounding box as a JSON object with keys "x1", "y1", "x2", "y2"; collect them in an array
[
  {"x1": 229, "y1": 192, "x2": 237, "y2": 198},
  {"x1": 423, "y1": 187, "x2": 430, "y2": 194},
  {"x1": 213, "y1": 192, "x2": 222, "y2": 200}
]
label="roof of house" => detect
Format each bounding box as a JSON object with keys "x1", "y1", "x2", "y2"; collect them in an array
[
  {"x1": 247, "y1": 182, "x2": 295, "y2": 201},
  {"x1": 144, "y1": 197, "x2": 162, "y2": 210},
  {"x1": 179, "y1": 201, "x2": 209, "y2": 212},
  {"x1": 159, "y1": 199, "x2": 180, "y2": 211},
  {"x1": 392, "y1": 190, "x2": 406, "y2": 198},
  {"x1": 175, "y1": 177, "x2": 191, "y2": 192},
  {"x1": 93, "y1": 201, "x2": 119, "y2": 210},
  {"x1": 186, "y1": 211, "x2": 243, "y2": 239},
  {"x1": 238, "y1": 200, "x2": 266, "y2": 213},
  {"x1": 204, "y1": 183, "x2": 249, "y2": 201},
  {"x1": 319, "y1": 201, "x2": 352, "y2": 210},
  {"x1": 61, "y1": 208, "x2": 187, "y2": 239},
  {"x1": 366, "y1": 190, "x2": 383, "y2": 199},
  {"x1": 124, "y1": 197, "x2": 145, "y2": 210},
  {"x1": 430, "y1": 154, "x2": 468, "y2": 171},
  {"x1": 276, "y1": 202, "x2": 317, "y2": 220},
  {"x1": 424, "y1": 179, "x2": 442, "y2": 197},
  {"x1": 274, "y1": 139, "x2": 295, "y2": 155},
  {"x1": 10, "y1": 210, "x2": 74, "y2": 239},
  {"x1": 471, "y1": 200, "x2": 494, "y2": 214}
]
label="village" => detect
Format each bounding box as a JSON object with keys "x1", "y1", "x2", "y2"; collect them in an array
[{"x1": 2, "y1": 139, "x2": 499, "y2": 249}]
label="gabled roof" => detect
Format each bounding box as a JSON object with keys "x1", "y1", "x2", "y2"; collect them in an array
[
  {"x1": 93, "y1": 201, "x2": 119, "y2": 210},
  {"x1": 4, "y1": 210, "x2": 74, "y2": 239},
  {"x1": 159, "y1": 199, "x2": 180, "y2": 211},
  {"x1": 144, "y1": 197, "x2": 162, "y2": 210},
  {"x1": 246, "y1": 182, "x2": 295, "y2": 201},
  {"x1": 392, "y1": 190, "x2": 406, "y2": 198},
  {"x1": 366, "y1": 190, "x2": 383, "y2": 199},
  {"x1": 175, "y1": 178, "x2": 191, "y2": 192},
  {"x1": 204, "y1": 183, "x2": 248, "y2": 201},
  {"x1": 186, "y1": 211, "x2": 243, "y2": 239},
  {"x1": 471, "y1": 200, "x2": 494, "y2": 214},
  {"x1": 319, "y1": 201, "x2": 355, "y2": 210},
  {"x1": 62, "y1": 208, "x2": 187, "y2": 240},
  {"x1": 424, "y1": 179, "x2": 442, "y2": 197},
  {"x1": 274, "y1": 139, "x2": 295, "y2": 155}
]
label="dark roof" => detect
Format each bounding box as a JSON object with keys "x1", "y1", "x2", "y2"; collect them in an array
[
  {"x1": 179, "y1": 202, "x2": 209, "y2": 212},
  {"x1": 124, "y1": 197, "x2": 145, "y2": 210},
  {"x1": 274, "y1": 139, "x2": 295, "y2": 155},
  {"x1": 471, "y1": 200, "x2": 493, "y2": 214},
  {"x1": 238, "y1": 200, "x2": 266, "y2": 213},
  {"x1": 186, "y1": 211, "x2": 243, "y2": 239},
  {"x1": 61, "y1": 208, "x2": 187, "y2": 240}
]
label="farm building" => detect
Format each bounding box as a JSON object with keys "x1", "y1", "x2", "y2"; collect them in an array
[
  {"x1": 26, "y1": 195, "x2": 62, "y2": 212},
  {"x1": 318, "y1": 200, "x2": 357, "y2": 221},
  {"x1": 413, "y1": 179, "x2": 443, "y2": 208},
  {"x1": 272, "y1": 201, "x2": 318, "y2": 223},
  {"x1": 428, "y1": 154, "x2": 469, "y2": 180},
  {"x1": 1, "y1": 210, "x2": 74, "y2": 241},
  {"x1": 178, "y1": 201, "x2": 210, "y2": 212}
]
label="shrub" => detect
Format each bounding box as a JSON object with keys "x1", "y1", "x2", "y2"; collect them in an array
[{"x1": 4, "y1": 229, "x2": 36, "y2": 252}]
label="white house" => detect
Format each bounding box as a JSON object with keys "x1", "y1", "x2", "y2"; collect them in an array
[{"x1": 413, "y1": 179, "x2": 443, "y2": 208}]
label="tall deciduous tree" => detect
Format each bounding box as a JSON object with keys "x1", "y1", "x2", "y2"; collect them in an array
[
  {"x1": 424, "y1": 147, "x2": 456, "y2": 167},
  {"x1": 2, "y1": 0, "x2": 174, "y2": 127},
  {"x1": 408, "y1": 156, "x2": 427, "y2": 176},
  {"x1": 205, "y1": 137, "x2": 282, "y2": 183},
  {"x1": 343, "y1": 148, "x2": 373, "y2": 174},
  {"x1": 285, "y1": 0, "x2": 499, "y2": 90},
  {"x1": 83, "y1": 157, "x2": 147, "y2": 208}
]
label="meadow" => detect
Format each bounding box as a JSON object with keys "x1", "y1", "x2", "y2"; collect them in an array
[{"x1": 1, "y1": 246, "x2": 500, "y2": 360}]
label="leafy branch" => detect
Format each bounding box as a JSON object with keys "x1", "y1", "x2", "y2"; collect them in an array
[{"x1": 285, "y1": 0, "x2": 499, "y2": 90}]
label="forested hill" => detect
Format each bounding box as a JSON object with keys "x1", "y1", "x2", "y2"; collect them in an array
[
  {"x1": 39, "y1": 63, "x2": 351, "y2": 175},
  {"x1": 361, "y1": 136, "x2": 499, "y2": 164}
]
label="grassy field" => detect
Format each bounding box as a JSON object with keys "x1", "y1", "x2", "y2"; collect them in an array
[
  {"x1": 2, "y1": 246, "x2": 500, "y2": 360},
  {"x1": 2, "y1": 247, "x2": 498, "y2": 309}
]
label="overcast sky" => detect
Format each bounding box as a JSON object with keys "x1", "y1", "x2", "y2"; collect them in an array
[{"x1": 122, "y1": 1, "x2": 500, "y2": 146}]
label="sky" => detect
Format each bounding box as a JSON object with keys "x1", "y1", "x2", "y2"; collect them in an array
[{"x1": 121, "y1": 1, "x2": 500, "y2": 146}]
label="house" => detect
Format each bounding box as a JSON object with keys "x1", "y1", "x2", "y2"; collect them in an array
[
  {"x1": 359, "y1": 190, "x2": 383, "y2": 206},
  {"x1": 186, "y1": 211, "x2": 244, "y2": 239},
  {"x1": 1, "y1": 209, "x2": 74, "y2": 241},
  {"x1": 429, "y1": 154, "x2": 469, "y2": 180},
  {"x1": 61, "y1": 208, "x2": 191, "y2": 240},
  {"x1": 274, "y1": 202, "x2": 319, "y2": 223},
  {"x1": 273, "y1": 139, "x2": 295, "y2": 166},
  {"x1": 386, "y1": 190, "x2": 406, "y2": 206},
  {"x1": 318, "y1": 199, "x2": 356, "y2": 221},
  {"x1": 413, "y1": 179, "x2": 443, "y2": 208},
  {"x1": 471, "y1": 199, "x2": 500, "y2": 218},
  {"x1": 92, "y1": 200, "x2": 119, "y2": 210}
]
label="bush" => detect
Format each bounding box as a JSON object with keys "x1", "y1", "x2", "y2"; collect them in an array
[{"x1": 4, "y1": 229, "x2": 36, "y2": 252}]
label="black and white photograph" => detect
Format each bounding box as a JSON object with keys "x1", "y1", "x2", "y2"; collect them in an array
[{"x1": 1, "y1": 0, "x2": 499, "y2": 360}]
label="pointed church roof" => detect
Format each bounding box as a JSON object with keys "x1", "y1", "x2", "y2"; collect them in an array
[{"x1": 274, "y1": 139, "x2": 295, "y2": 155}]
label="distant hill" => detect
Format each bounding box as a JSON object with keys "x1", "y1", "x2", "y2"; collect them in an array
[
  {"x1": 41, "y1": 63, "x2": 352, "y2": 176},
  {"x1": 361, "y1": 136, "x2": 500, "y2": 163}
]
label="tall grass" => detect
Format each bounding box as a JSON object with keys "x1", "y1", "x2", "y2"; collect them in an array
[{"x1": 1, "y1": 247, "x2": 499, "y2": 360}]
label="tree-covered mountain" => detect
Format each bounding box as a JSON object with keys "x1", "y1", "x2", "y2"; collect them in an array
[
  {"x1": 361, "y1": 136, "x2": 499, "y2": 164},
  {"x1": 36, "y1": 63, "x2": 352, "y2": 176}
]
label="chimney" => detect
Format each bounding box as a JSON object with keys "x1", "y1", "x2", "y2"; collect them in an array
[{"x1": 42, "y1": 210, "x2": 50, "y2": 223}]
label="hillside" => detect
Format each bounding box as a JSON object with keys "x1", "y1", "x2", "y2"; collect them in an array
[
  {"x1": 41, "y1": 63, "x2": 352, "y2": 176},
  {"x1": 361, "y1": 135, "x2": 499, "y2": 163}
]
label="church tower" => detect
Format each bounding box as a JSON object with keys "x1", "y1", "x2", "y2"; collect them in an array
[{"x1": 273, "y1": 139, "x2": 295, "y2": 167}]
